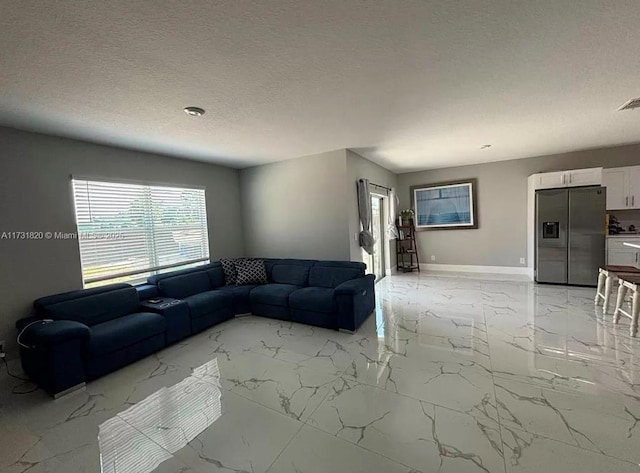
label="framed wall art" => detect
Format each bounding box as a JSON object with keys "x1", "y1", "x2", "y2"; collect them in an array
[{"x1": 410, "y1": 179, "x2": 478, "y2": 230}]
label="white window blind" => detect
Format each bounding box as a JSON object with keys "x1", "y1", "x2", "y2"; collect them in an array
[{"x1": 71, "y1": 179, "x2": 210, "y2": 287}]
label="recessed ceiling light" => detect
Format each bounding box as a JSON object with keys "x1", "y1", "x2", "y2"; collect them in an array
[
  {"x1": 184, "y1": 106, "x2": 205, "y2": 117},
  {"x1": 480, "y1": 144, "x2": 492, "y2": 149}
]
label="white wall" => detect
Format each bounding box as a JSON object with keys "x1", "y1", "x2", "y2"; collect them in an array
[
  {"x1": 240, "y1": 150, "x2": 351, "y2": 260},
  {"x1": 0, "y1": 127, "x2": 244, "y2": 355},
  {"x1": 397, "y1": 143, "x2": 640, "y2": 269}
]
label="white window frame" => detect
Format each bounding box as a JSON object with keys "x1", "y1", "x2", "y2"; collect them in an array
[{"x1": 71, "y1": 177, "x2": 210, "y2": 287}]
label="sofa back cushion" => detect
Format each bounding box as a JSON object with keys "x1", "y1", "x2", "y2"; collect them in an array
[
  {"x1": 309, "y1": 266, "x2": 364, "y2": 288},
  {"x1": 35, "y1": 284, "x2": 139, "y2": 326},
  {"x1": 263, "y1": 259, "x2": 316, "y2": 280},
  {"x1": 314, "y1": 261, "x2": 366, "y2": 271},
  {"x1": 271, "y1": 264, "x2": 310, "y2": 286},
  {"x1": 157, "y1": 271, "x2": 211, "y2": 299},
  {"x1": 147, "y1": 262, "x2": 217, "y2": 285},
  {"x1": 206, "y1": 263, "x2": 226, "y2": 288}
]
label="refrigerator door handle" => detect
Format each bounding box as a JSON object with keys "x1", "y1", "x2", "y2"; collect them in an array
[
  {"x1": 633, "y1": 195, "x2": 635, "y2": 207},
  {"x1": 626, "y1": 196, "x2": 629, "y2": 207}
]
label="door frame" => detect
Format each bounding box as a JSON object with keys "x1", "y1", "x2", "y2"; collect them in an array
[{"x1": 368, "y1": 192, "x2": 389, "y2": 282}]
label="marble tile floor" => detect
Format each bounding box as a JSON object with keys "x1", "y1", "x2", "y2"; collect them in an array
[{"x1": 1, "y1": 271, "x2": 640, "y2": 473}]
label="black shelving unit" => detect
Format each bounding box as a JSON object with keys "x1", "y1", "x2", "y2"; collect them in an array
[{"x1": 396, "y1": 220, "x2": 420, "y2": 273}]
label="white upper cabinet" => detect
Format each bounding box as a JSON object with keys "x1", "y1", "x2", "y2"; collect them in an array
[
  {"x1": 602, "y1": 166, "x2": 640, "y2": 210},
  {"x1": 628, "y1": 167, "x2": 640, "y2": 209},
  {"x1": 566, "y1": 168, "x2": 602, "y2": 187},
  {"x1": 603, "y1": 168, "x2": 629, "y2": 210},
  {"x1": 535, "y1": 171, "x2": 567, "y2": 189},
  {"x1": 533, "y1": 168, "x2": 602, "y2": 190}
]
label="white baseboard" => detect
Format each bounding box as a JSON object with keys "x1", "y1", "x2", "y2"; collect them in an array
[{"x1": 420, "y1": 263, "x2": 530, "y2": 276}]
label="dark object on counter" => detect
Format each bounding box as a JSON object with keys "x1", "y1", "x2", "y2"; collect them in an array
[
  {"x1": 630, "y1": 225, "x2": 636, "y2": 232},
  {"x1": 609, "y1": 214, "x2": 623, "y2": 235}
]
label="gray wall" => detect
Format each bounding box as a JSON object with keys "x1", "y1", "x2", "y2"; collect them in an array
[
  {"x1": 240, "y1": 150, "x2": 350, "y2": 260},
  {"x1": 0, "y1": 127, "x2": 244, "y2": 355},
  {"x1": 397, "y1": 143, "x2": 640, "y2": 268},
  {"x1": 346, "y1": 150, "x2": 398, "y2": 269}
]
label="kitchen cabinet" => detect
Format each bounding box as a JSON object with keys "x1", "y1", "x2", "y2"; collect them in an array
[
  {"x1": 606, "y1": 237, "x2": 640, "y2": 266},
  {"x1": 628, "y1": 167, "x2": 640, "y2": 208},
  {"x1": 602, "y1": 166, "x2": 640, "y2": 210},
  {"x1": 535, "y1": 171, "x2": 567, "y2": 190},
  {"x1": 603, "y1": 168, "x2": 628, "y2": 210},
  {"x1": 533, "y1": 168, "x2": 602, "y2": 190},
  {"x1": 567, "y1": 168, "x2": 603, "y2": 187}
]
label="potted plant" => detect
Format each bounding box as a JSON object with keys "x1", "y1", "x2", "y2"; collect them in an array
[{"x1": 398, "y1": 209, "x2": 415, "y2": 226}]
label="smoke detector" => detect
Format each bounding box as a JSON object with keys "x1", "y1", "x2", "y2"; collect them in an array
[{"x1": 618, "y1": 98, "x2": 640, "y2": 111}]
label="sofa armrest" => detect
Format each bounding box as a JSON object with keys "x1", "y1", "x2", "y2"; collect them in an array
[
  {"x1": 335, "y1": 274, "x2": 375, "y2": 295},
  {"x1": 16, "y1": 315, "x2": 43, "y2": 331},
  {"x1": 139, "y1": 299, "x2": 191, "y2": 345},
  {"x1": 136, "y1": 284, "x2": 160, "y2": 301},
  {"x1": 20, "y1": 320, "x2": 90, "y2": 347},
  {"x1": 17, "y1": 320, "x2": 90, "y2": 397},
  {"x1": 335, "y1": 274, "x2": 376, "y2": 331}
]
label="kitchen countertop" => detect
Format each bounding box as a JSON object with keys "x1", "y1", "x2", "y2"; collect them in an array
[{"x1": 607, "y1": 233, "x2": 640, "y2": 238}]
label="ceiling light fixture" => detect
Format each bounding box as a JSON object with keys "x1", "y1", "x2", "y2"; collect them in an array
[
  {"x1": 480, "y1": 144, "x2": 492, "y2": 149},
  {"x1": 184, "y1": 106, "x2": 205, "y2": 117},
  {"x1": 618, "y1": 98, "x2": 640, "y2": 111}
]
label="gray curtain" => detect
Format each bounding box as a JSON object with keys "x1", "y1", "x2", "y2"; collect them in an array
[
  {"x1": 386, "y1": 188, "x2": 400, "y2": 239},
  {"x1": 357, "y1": 179, "x2": 375, "y2": 255}
]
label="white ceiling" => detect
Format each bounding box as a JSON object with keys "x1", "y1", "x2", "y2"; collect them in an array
[{"x1": 1, "y1": 1, "x2": 640, "y2": 172}]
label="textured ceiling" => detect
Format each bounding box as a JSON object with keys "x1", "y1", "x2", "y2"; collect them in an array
[{"x1": 1, "y1": 1, "x2": 640, "y2": 172}]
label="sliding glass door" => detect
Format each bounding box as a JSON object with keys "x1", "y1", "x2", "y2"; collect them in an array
[{"x1": 369, "y1": 195, "x2": 385, "y2": 281}]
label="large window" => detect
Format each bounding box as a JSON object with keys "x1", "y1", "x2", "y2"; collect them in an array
[{"x1": 72, "y1": 178, "x2": 210, "y2": 287}]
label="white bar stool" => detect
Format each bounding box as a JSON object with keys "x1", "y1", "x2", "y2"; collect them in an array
[
  {"x1": 595, "y1": 265, "x2": 640, "y2": 314},
  {"x1": 613, "y1": 274, "x2": 640, "y2": 337}
]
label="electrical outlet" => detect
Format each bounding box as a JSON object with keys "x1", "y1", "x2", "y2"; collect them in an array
[
  {"x1": 431, "y1": 255, "x2": 436, "y2": 261},
  {"x1": 520, "y1": 257, "x2": 525, "y2": 265}
]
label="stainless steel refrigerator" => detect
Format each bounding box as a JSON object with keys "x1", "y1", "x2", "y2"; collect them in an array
[{"x1": 535, "y1": 186, "x2": 605, "y2": 286}]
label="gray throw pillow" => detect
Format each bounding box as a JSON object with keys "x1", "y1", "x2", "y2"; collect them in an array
[
  {"x1": 235, "y1": 259, "x2": 268, "y2": 286},
  {"x1": 220, "y1": 258, "x2": 238, "y2": 285}
]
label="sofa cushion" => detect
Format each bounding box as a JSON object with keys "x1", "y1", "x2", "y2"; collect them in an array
[
  {"x1": 183, "y1": 290, "x2": 234, "y2": 319},
  {"x1": 289, "y1": 287, "x2": 337, "y2": 313},
  {"x1": 271, "y1": 264, "x2": 310, "y2": 286},
  {"x1": 250, "y1": 284, "x2": 301, "y2": 307},
  {"x1": 215, "y1": 285, "x2": 256, "y2": 314},
  {"x1": 34, "y1": 283, "x2": 131, "y2": 312},
  {"x1": 314, "y1": 261, "x2": 366, "y2": 271},
  {"x1": 251, "y1": 302, "x2": 291, "y2": 320},
  {"x1": 147, "y1": 262, "x2": 217, "y2": 285},
  {"x1": 263, "y1": 259, "x2": 316, "y2": 280},
  {"x1": 87, "y1": 312, "x2": 165, "y2": 358},
  {"x1": 157, "y1": 271, "x2": 211, "y2": 299},
  {"x1": 308, "y1": 266, "x2": 364, "y2": 289},
  {"x1": 39, "y1": 286, "x2": 140, "y2": 326},
  {"x1": 291, "y1": 308, "x2": 337, "y2": 329},
  {"x1": 236, "y1": 259, "x2": 268, "y2": 286},
  {"x1": 206, "y1": 264, "x2": 226, "y2": 288}
]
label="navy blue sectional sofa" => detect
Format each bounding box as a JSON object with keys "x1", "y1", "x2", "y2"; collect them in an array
[{"x1": 17, "y1": 258, "x2": 375, "y2": 396}]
